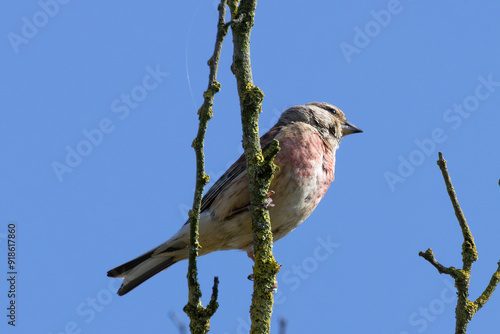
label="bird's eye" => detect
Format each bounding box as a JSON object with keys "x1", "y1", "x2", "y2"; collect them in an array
[{"x1": 328, "y1": 108, "x2": 337, "y2": 114}]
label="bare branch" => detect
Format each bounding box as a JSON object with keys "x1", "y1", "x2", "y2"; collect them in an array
[
  {"x1": 419, "y1": 248, "x2": 455, "y2": 276},
  {"x1": 183, "y1": 2, "x2": 228, "y2": 332},
  {"x1": 229, "y1": 1, "x2": 281, "y2": 333},
  {"x1": 279, "y1": 317, "x2": 287, "y2": 334},
  {"x1": 419, "y1": 152, "x2": 499, "y2": 334},
  {"x1": 474, "y1": 261, "x2": 500, "y2": 311},
  {"x1": 436, "y1": 152, "x2": 478, "y2": 270},
  {"x1": 169, "y1": 312, "x2": 187, "y2": 334}
]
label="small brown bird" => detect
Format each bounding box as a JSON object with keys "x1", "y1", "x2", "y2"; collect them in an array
[{"x1": 108, "y1": 102, "x2": 362, "y2": 295}]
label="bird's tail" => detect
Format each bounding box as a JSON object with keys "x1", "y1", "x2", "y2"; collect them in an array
[{"x1": 107, "y1": 245, "x2": 184, "y2": 296}]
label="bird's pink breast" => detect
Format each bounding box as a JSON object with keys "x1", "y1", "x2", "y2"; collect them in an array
[
  {"x1": 274, "y1": 126, "x2": 335, "y2": 202},
  {"x1": 277, "y1": 129, "x2": 334, "y2": 177}
]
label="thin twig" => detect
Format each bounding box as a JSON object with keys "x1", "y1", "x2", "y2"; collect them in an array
[
  {"x1": 183, "y1": 2, "x2": 228, "y2": 333},
  {"x1": 169, "y1": 312, "x2": 187, "y2": 334},
  {"x1": 279, "y1": 317, "x2": 287, "y2": 334},
  {"x1": 474, "y1": 261, "x2": 500, "y2": 311},
  {"x1": 436, "y1": 152, "x2": 477, "y2": 271},
  {"x1": 418, "y1": 249, "x2": 455, "y2": 276}
]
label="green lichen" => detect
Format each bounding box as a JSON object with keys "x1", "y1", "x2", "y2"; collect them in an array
[
  {"x1": 420, "y1": 153, "x2": 500, "y2": 334},
  {"x1": 184, "y1": 1, "x2": 229, "y2": 333},
  {"x1": 229, "y1": 1, "x2": 281, "y2": 333}
]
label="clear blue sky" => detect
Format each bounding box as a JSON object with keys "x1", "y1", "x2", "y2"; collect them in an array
[{"x1": 2, "y1": 1, "x2": 500, "y2": 333}]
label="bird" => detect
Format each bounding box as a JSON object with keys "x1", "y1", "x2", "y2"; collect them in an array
[{"x1": 107, "y1": 102, "x2": 362, "y2": 295}]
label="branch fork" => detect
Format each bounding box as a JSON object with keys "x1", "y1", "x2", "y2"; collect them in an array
[{"x1": 419, "y1": 152, "x2": 500, "y2": 334}]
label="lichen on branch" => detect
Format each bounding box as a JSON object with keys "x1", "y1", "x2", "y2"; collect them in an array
[
  {"x1": 183, "y1": 2, "x2": 229, "y2": 333},
  {"x1": 419, "y1": 152, "x2": 500, "y2": 334},
  {"x1": 229, "y1": 1, "x2": 281, "y2": 333}
]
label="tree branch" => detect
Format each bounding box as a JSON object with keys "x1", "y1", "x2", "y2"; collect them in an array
[
  {"x1": 183, "y1": 2, "x2": 229, "y2": 332},
  {"x1": 169, "y1": 311, "x2": 187, "y2": 334},
  {"x1": 436, "y1": 152, "x2": 478, "y2": 271},
  {"x1": 279, "y1": 317, "x2": 287, "y2": 334},
  {"x1": 229, "y1": 1, "x2": 281, "y2": 333},
  {"x1": 419, "y1": 152, "x2": 500, "y2": 334},
  {"x1": 474, "y1": 261, "x2": 500, "y2": 311},
  {"x1": 418, "y1": 248, "x2": 456, "y2": 276}
]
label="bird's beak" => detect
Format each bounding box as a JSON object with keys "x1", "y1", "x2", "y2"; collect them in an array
[{"x1": 342, "y1": 121, "x2": 363, "y2": 136}]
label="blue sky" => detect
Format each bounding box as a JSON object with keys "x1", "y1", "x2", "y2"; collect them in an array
[{"x1": 2, "y1": 1, "x2": 500, "y2": 333}]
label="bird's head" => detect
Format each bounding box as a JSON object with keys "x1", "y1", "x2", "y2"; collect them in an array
[{"x1": 278, "y1": 102, "x2": 363, "y2": 142}]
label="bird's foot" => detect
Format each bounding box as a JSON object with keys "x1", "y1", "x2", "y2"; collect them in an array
[
  {"x1": 247, "y1": 264, "x2": 282, "y2": 293},
  {"x1": 271, "y1": 279, "x2": 278, "y2": 293},
  {"x1": 262, "y1": 190, "x2": 275, "y2": 208}
]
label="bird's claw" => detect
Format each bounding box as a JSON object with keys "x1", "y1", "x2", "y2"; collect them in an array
[
  {"x1": 263, "y1": 190, "x2": 275, "y2": 208},
  {"x1": 247, "y1": 264, "x2": 281, "y2": 293},
  {"x1": 271, "y1": 280, "x2": 278, "y2": 293}
]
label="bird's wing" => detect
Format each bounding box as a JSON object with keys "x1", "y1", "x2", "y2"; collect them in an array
[
  {"x1": 185, "y1": 126, "x2": 281, "y2": 224},
  {"x1": 199, "y1": 159, "x2": 246, "y2": 214}
]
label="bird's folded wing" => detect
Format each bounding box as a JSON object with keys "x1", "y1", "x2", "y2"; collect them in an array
[{"x1": 185, "y1": 126, "x2": 281, "y2": 224}]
